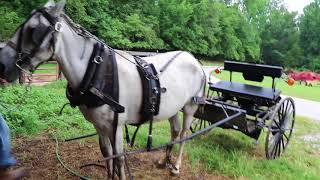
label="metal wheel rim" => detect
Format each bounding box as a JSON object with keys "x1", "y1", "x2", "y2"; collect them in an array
[{"x1": 265, "y1": 97, "x2": 295, "y2": 159}]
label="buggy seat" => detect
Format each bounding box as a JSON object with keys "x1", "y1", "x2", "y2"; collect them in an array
[
  {"x1": 210, "y1": 61, "x2": 283, "y2": 104},
  {"x1": 209, "y1": 81, "x2": 281, "y2": 102}
]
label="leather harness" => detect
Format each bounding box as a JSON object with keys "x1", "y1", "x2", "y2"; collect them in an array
[{"x1": 66, "y1": 43, "x2": 124, "y2": 113}]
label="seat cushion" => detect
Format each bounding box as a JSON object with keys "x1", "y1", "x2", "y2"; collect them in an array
[{"x1": 209, "y1": 81, "x2": 281, "y2": 101}]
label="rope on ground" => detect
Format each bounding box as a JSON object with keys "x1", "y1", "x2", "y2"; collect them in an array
[{"x1": 53, "y1": 135, "x2": 91, "y2": 180}]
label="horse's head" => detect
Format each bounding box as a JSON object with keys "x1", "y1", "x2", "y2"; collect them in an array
[{"x1": 0, "y1": 0, "x2": 65, "y2": 82}]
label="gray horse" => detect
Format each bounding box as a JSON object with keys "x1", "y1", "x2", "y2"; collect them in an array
[{"x1": 0, "y1": 1, "x2": 205, "y2": 179}]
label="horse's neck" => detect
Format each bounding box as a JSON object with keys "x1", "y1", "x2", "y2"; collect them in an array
[{"x1": 54, "y1": 20, "x2": 95, "y2": 89}]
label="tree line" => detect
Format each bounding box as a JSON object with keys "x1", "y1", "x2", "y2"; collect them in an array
[{"x1": 0, "y1": 0, "x2": 319, "y2": 70}]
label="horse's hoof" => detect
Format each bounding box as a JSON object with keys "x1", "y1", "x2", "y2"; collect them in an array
[
  {"x1": 170, "y1": 168, "x2": 180, "y2": 176},
  {"x1": 155, "y1": 160, "x2": 167, "y2": 169}
]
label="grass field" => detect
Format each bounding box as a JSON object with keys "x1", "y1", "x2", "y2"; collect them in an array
[
  {"x1": 201, "y1": 60, "x2": 320, "y2": 102},
  {"x1": 1, "y1": 80, "x2": 319, "y2": 179}
]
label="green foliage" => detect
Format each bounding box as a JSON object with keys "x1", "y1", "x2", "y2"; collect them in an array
[
  {"x1": 260, "y1": 9, "x2": 302, "y2": 67},
  {"x1": 0, "y1": 7, "x2": 22, "y2": 41},
  {"x1": 0, "y1": 81, "x2": 94, "y2": 137},
  {"x1": 300, "y1": 0, "x2": 320, "y2": 71},
  {"x1": 0, "y1": 0, "x2": 260, "y2": 61}
]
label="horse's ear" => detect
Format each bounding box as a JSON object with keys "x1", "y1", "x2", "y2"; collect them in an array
[
  {"x1": 44, "y1": 0, "x2": 55, "y2": 8},
  {"x1": 49, "y1": 0, "x2": 65, "y2": 16}
]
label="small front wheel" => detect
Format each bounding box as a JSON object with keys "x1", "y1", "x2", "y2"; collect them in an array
[{"x1": 190, "y1": 118, "x2": 211, "y2": 133}]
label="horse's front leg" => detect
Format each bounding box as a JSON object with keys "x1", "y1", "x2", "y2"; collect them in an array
[
  {"x1": 98, "y1": 134, "x2": 113, "y2": 179},
  {"x1": 114, "y1": 125, "x2": 126, "y2": 180}
]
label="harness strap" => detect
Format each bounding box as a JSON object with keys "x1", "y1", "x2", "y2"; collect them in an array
[
  {"x1": 78, "y1": 43, "x2": 101, "y2": 93},
  {"x1": 134, "y1": 56, "x2": 162, "y2": 151},
  {"x1": 159, "y1": 51, "x2": 184, "y2": 74}
]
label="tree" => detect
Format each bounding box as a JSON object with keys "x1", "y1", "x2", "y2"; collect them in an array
[
  {"x1": 300, "y1": 0, "x2": 320, "y2": 70},
  {"x1": 260, "y1": 8, "x2": 302, "y2": 67}
]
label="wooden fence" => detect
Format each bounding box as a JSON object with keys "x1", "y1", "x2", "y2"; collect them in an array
[{"x1": 20, "y1": 61, "x2": 62, "y2": 85}]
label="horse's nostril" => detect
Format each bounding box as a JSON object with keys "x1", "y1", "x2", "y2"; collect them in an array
[{"x1": 0, "y1": 63, "x2": 5, "y2": 74}]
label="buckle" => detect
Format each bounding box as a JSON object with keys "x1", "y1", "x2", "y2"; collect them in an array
[
  {"x1": 55, "y1": 22, "x2": 63, "y2": 32},
  {"x1": 93, "y1": 56, "x2": 103, "y2": 64}
]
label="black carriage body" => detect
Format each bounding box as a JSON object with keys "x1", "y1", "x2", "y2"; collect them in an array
[
  {"x1": 193, "y1": 61, "x2": 295, "y2": 159},
  {"x1": 198, "y1": 60, "x2": 284, "y2": 128}
]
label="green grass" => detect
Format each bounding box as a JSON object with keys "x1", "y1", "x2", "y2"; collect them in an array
[
  {"x1": 1, "y1": 81, "x2": 319, "y2": 179},
  {"x1": 34, "y1": 63, "x2": 57, "y2": 74},
  {"x1": 185, "y1": 117, "x2": 320, "y2": 179},
  {"x1": 128, "y1": 116, "x2": 320, "y2": 180},
  {"x1": 0, "y1": 81, "x2": 94, "y2": 138}
]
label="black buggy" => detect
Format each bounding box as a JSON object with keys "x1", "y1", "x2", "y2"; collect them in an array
[{"x1": 192, "y1": 61, "x2": 295, "y2": 159}]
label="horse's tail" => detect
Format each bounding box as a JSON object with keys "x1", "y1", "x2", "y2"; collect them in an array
[{"x1": 196, "y1": 60, "x2": 207, "y2": 98}]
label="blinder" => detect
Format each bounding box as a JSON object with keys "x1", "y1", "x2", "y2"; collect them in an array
[
  {"x1": 11, "y1": 8, "x2": 60, "y2": 73},
  {"x1": 31, "y1": 23, "x2": 52, "y2": 46}
]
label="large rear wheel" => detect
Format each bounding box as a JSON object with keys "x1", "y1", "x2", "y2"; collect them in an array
[{"x1": 265, "y1": 97, "x2": 295, "y2": 159}]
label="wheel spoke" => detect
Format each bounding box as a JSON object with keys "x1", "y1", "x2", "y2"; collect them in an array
[
  {"x1": 193, "y1": 122, "x2": 198, "y2": 132},
  {"x1": 281, "y1": 101, "x2": 292, "y2": 123},
  {"x1": 281, "y1": 136, "x2": 285, "y2": 149},
  {"x1": 272, "y1": 140, "x2": 279, "y2": 158},
  {"x1": 277, "y1": 139, "x2": 282, "y2": 157},
  {"x1": 280, "y1": 103, "x2": 285, "y2": 124},
  {"x1": 269, "y1": 133, "x2": 280, "y2": 158},
  {"x1": 272, "y1": 120, "x2": 281, "y2": 130},
  {"x1": 283, "y1": 100, "x2": 290, "y2": 118},
  {"x1": 283, "y1": 133, "x2": 289, "y2": 141}
]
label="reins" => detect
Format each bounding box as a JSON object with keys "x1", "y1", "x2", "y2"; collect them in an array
[{"x1": 60, "y1": 13, "x2": 183, "y2": 76}]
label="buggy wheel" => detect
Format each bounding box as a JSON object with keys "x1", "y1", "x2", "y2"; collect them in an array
[
  {"x1": 190, "y1": 118, "x2": 211, "y2": 133},
  {"x1": 265, "y1": 97, "x2": 295, "y2": 159}
]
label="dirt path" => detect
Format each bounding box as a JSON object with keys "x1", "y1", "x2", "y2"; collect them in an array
[{"x1": 12, "y1": 134, "x2": 228, "y2": 180}]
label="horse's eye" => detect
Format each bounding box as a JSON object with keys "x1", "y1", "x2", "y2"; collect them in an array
[{"x1": 31, "y1": 24, "x2": 48, "y2": 45}]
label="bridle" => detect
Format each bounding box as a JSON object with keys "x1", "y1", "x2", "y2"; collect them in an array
[{"x1": 7, "y1": 8, "x2": 62, "y2": 74}]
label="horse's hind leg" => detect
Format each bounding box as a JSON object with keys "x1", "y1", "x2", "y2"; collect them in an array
[
  {"x1": 157, "y1": 113, "x2": 181, "y2": 168},
  {"x1": 171, "y1": 102, "x2": 198, "y2": 175}
]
